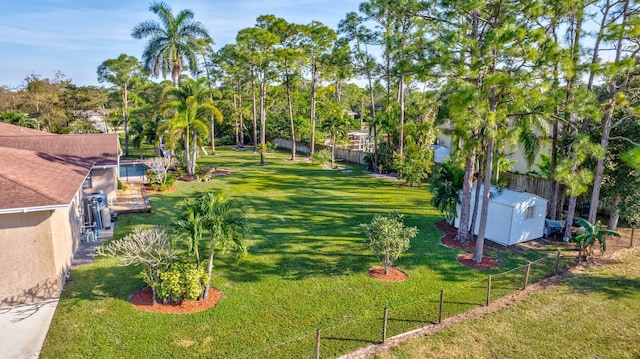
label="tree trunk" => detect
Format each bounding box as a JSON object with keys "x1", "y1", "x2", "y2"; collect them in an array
[
  {"x1": 123, "y1": 84, "x2": 129, "y2": 156},
  {"x1": 204, "y1": 248, "x2": 215, "y2": 300},
  {"x1": 470, "y1": 148, "x2": 484, "y2": 235},
  {"x1": 310, "y1": 63, "x2": 318, "y2": 154},
  {"x1": 608, "y1": 194, "x2": 621, "y2": 230},
  {"x1": 548, "y1": 118, "x2": 559, "y2": 220},
  {"x1": 589, "y1": 0, "x2": 628, "y2": 224},
  {"x1": 286, "y1": 71, "x2": 296, "y2": 161},
  {"x1": 252, "y1": 79, "x2": 258, "y2": 151},
  {"x1": 564, "y1": 195, "x2": 578, "y2": 240},
  {"x1": 260, "y1": 79, "x2": 267, "y2": 165},
  {"x1": 191, "y1": 131, "x2": 198, "y2": 175},
  {"x1": 239, "y1": 91, "x2": 245, "y2": 147},
  {"x1": 474, "y1": 135, "x2": 494, "y2": 263},
  {"x1": 398, "y1": 76, "x2": 405, "y2": 157},
  {"x1": 233, "y1": 92, "x2": 239, "y2": 147},
  {"x1": 456, "y1": 149, "x2": 476, "y2": 243},
  {"x1": 331, "y1": 139, "x2": 336, "y2": 168},
  {"x1": 185, "y1": 115, "x2": 192, "y2": 176}
]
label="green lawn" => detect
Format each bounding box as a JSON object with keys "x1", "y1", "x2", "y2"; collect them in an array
[
  {"x1": 42, "y1": 148, "x2": 557, "y2": 358},
  {"x1": 377, "y1": 247, "x2": 640, "y2": 359}
]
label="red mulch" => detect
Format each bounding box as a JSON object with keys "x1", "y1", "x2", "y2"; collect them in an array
[
  {"x1": 368, "y1": 266, "x2": 408, "y2": 282},
  {"x1": 437, "y1": 220, "x2": 500, "y2": 270},
  {"x1": 143, "y1": 184, "x2": 177, "y2": 194},
  {"x1": 130, "y1": 287, "x2": 221, "y2": 314}
]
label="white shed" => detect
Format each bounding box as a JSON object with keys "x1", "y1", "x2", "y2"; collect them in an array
[{"x1": 454, "y1": 183, "x2": 548, "y2": 246}]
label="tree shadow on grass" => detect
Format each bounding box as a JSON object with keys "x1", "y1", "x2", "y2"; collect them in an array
[{"x1": 565, "y1": 272, "x2": 640, "y2": 299}]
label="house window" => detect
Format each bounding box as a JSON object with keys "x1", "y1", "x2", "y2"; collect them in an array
[
  {"x1": 525, "y1": 206, "x2": 535, "y2": 219},
  {"x1": 83, "y1": 173, "x2": 92, "y2": 189}
]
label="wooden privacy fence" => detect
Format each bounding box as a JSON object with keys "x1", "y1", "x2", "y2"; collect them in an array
[
  {"x1": 271, "y1": 138, "x2": 368, "y2": 165},
  {"x1": 501, "y1": 172, "x2": 551, "y2": 199},
  {"x1": 235, "y1": 251, "x2": 573, "y2": 359}
]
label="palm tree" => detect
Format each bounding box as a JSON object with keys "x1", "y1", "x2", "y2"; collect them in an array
[
  {"x1": 164, "y1": 77, "x2": 222, "y2": 175},
  {"x1": 197, "y1": 192, "x2": 248, "y2": 299},
  {"x1": 131, "y1": 1, "x2": 210, "y2": 87},
  {"x1": 321, "y1": 110, "x2": 350, "y2": 168},
  {"x1": 174, "y1": 198, "x2": 204, "y2": 266}
]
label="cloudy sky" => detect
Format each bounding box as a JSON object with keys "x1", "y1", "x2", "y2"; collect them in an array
[{"x1": 0, "y1": 0, "x2": 362, "y2": 88}]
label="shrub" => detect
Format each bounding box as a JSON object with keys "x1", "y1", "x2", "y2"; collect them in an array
[
  {"x1": 117, "y1": 178, "x2": 127, "y2": 190},
  {"x1": 216, "y1": 135, "x2": 235, "y2": 146},
  {"x1": 152, "y1": 262, "x2": 209, "y2": 303},
  {"x1": 363, "y1": 142, "x2": 394, "y2": 173},
  {"x1": 392, "y1": 144, "x2": 433, "y2": 186},
  {"x1": 311, "y1": 149, "x2": 332, "y2": 166}
]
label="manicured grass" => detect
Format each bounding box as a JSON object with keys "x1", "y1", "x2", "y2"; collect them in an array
[
  {"x1": 377, "y1": 248, "x2": 640, "y2": 359},
  {"x1": 42, "y1": 148, "x2": 555, "y2": 358}
]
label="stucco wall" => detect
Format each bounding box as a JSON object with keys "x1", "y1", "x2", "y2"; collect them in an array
[
  {"x1": 84, "y1": 167, "x2": 117, "y2": 203},
  {"x1": 0, "y1": 198, "x2": 81, "y2": 306}
]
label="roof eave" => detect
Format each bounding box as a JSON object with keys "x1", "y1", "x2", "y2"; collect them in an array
[{"x1": 0, "y1": 204, "x2": 69, "y2": 215}]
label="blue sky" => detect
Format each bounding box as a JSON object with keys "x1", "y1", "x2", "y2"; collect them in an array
[{"x1": 0, "y1": 0, "x2": 362, "y2": 88}]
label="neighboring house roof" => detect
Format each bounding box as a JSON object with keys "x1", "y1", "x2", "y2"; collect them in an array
[{"x1": 0, "y1": 123, "x2": 120, "y2": 212}]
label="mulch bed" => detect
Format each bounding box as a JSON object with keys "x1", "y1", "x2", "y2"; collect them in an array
[
  {"x1": 437, "y1": 220, "x2": 500, "y2": 270},
  {"x1": 368, "y1": 266, "x2": 408, "y2": 282},
  {"x1": 130, "y1": 287, "x2": 222, "y2": 314},
  {"x1": 457, "y1": 253, "x2": 500, "y2": 270},
  {"x1": 143, "y1": 184, "x2": 177, "y2": 194}
]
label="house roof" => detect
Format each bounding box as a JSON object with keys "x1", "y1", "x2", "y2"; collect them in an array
[{"x1": 0, "y1": 123, "x2": 120, "y2": 212}]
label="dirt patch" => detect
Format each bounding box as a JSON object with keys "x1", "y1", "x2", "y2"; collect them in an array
[
  {"x1": 368, "y1": 266, "x2": 408, "y2": 282},
  {"x1": 437, "y1": 220, "x2": 502, "y2": 252},
  {"x1": 457, "y1": 253, "x2": 499, "y2": 270},
  {"x1": 130, "y1": 287, "x2": 221, "y2": 314}
]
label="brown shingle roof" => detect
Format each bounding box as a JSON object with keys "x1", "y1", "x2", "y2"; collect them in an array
[
  {"x1": 0, "y1": 123, "x2": 120, "y2": 211},
  {"x1": 0, "y1": 122, "x2": 56, "y2": 137}
]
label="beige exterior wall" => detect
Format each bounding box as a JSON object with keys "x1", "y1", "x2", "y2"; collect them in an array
[
  {"x1": 84, "y1": 167, "x2": 117, "y2": 203},
  {"x1": 0, "y1": 193, "x2": 82, "y2": 306}
]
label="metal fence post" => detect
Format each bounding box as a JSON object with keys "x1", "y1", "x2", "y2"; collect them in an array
[
  {"x1": 486, "y1": 275, "x2": 492, "y2": 306},
  {"x1": 381, "y1": 307, "x2": 388, "y2": 344},
  {"x1": 555, "y1": 250, "x2": 561, "y2": 274},
  {"x1": 315, "y1": 329, "x2": 321, "y2": 359},
  {"x1": 524, "y1": 262, "x2": 531, "y2": 289},
  {"x1": 438, "y1": 289, "x2": 444, "y2": 324}
]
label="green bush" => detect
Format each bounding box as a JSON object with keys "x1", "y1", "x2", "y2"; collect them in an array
[
  {"x1": 117, "y1": 178, "x2": 127, "y2": 190},
  {"x1": 216, "y1": 134, "x2": 235, "y2": 146},
  {"x1": 311, "y1": 149, "x2": 332, "y2": 166},
  {"x1": 151, "y1": 262, "x2": 209, "y2": 303},
  {"x1": 392, "y1": 144, "x2": 433, "y2": 186},
  {"x1": 363, "y1": 142, "x2": 394, "y2": 173}
]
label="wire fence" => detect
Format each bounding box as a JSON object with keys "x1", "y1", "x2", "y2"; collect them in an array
[{"x1": 226, "y1": 251, "x2": 575, "y2": 359}]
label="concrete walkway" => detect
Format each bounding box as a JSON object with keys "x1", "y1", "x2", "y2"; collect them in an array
[
  {"x1": 0, "y1": 299, "x2": 58, "y2": 359},
  {"x1": 0, "y1": 228, "x2": 116, "y2": 359}
]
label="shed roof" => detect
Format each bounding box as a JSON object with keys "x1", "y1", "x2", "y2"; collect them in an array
[{"x1": 472, "y1": 183, "x2": 547, "y2": 207}]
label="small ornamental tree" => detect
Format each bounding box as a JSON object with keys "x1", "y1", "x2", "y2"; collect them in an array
[
  {"x1": 144, "y1": 156, "x2": 176, "y2": 191},
  {"x1": 361, "y1": 212, "x2": 418, "y2": 274},
  {"x1": 97, "y1": 227, "x2": 176, "y2": 306}
]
